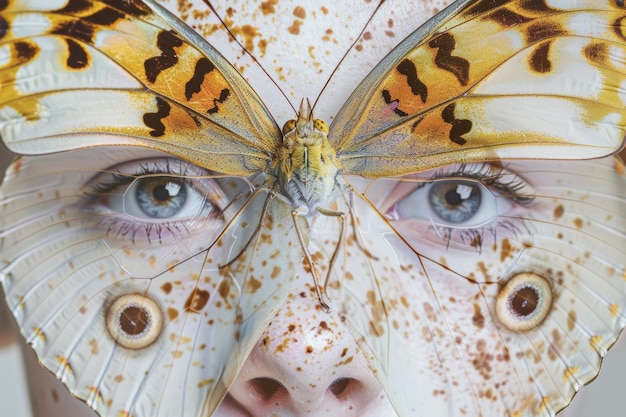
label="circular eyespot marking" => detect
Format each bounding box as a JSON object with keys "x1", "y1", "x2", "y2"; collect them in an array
[
  {"x1": 495, "y1": 272, "x2": 552, "y2": 332},
  {"x1": 106, "y1": 294, "x2": 163, "y2": 349}
]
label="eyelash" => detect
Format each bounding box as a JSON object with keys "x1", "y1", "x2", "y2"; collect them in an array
[
  {"x1": 84, "y1": 159, "x2": 215, "y2": 244},
  {"x1": 389, "y1": 163, "x2": 536, "y2": 251},
  {"x1": 438, "y1": 217, "x2": 533, "y2": 252},
  {"x1": 84, "y1": 159, "x2": 534, "y2": 249},
  {"x1": 88, "y1": 159, "x2": 197, "y2": 195},
  {"x1": 443, "y1": 164, "x2": 534, "y2": 250},
  {"x1": 429, "y1": 163, "x2": 535, "y2": 207}
]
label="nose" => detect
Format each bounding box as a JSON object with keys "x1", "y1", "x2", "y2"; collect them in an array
[{"x1": 223, "y1": 290, "x2": 387, "y2": 417}]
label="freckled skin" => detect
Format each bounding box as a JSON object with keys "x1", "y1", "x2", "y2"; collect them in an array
[
  {"x1": 220, "y1": 273, "x2": 394, "y2": 417},
  {"x1": 2, "y1": 1, "x2": 626, "y2": 417}
]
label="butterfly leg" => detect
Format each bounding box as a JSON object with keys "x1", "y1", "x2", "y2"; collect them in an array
[
  {"x1": 340, "y1": 187, "x2": 380, "y2": 261},
  {"x1": 290, "y1": 206, "x2": 343, "y2": 313},
  {"x1": 218, "y1": 188, "x2": 275, "y2": 270},
  {"x1": 315, "y1": 206, "x2": 347, "y2": 296}
]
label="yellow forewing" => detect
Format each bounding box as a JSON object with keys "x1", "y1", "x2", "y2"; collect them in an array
[
  {"x1": 0, "y1": 0, "x2": 281, "y2": 175},
  {"x1": 330, "y1": 0, "x2": 626, "y2": 176}
]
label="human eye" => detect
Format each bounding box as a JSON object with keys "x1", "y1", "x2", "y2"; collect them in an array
[
  {"x1": 385, "y1": 163, "x2": 535, "y2": 250},
  {"x1": 85, "y1": 157, "x2": 251, "y2": 245}
]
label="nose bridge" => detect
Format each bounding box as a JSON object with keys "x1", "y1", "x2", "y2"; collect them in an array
[{"x1": 223, "y1": 289, "x2": 388, "y2": 417}]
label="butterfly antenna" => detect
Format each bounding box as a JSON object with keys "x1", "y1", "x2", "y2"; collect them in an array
[
  {"x1": 311, "y1": 0, "x2": 387, "y2": 112},
  {"x1": 201, "y1": 0, "x2": 297, "y2": 114}
]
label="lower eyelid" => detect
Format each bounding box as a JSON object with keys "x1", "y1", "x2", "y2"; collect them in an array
[
  {"x1": 82, "y1": 193, "x2": 223, "y2": 246},
  {"x1": 383, "y1": 171, "x2": 534, "y2": 252},
  {"x1": 82, "y1": 167, "x2": 232, "y2": 244}
]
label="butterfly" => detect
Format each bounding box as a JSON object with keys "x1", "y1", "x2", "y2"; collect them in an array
[{"x1": 0, "y1": 0, "x2": 625, "y2": 416}]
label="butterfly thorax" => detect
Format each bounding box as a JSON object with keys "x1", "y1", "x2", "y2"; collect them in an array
[{"x1": 274, "y1": 100, "x2": 340, "y2": 212}]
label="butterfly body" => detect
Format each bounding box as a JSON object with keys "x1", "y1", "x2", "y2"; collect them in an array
[
  {"x1": 0, "y1": 1, "x2": 625, "y2": 417},
  {"x1": 275, "y1": 100, "x2": 340, "y2": 212}
]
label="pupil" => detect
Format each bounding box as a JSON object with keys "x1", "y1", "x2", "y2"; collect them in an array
[
  {"x1": 134, "y1": 178, "x2": 186, "y2": 218},
  {"x1": 511, "y1": 287, "x2": 538, "y2": 317},
  {"x1": 153, "y1": 184, "x2": 170, "y2": 202},
  {"x1": 119, "y1": 305, "x2": 149, "y2": 335},
  {"x1": 445, "y1": 188, "x2": 463, "y2": 206},
  {"x1": 428, "y1": 181, "x2": 482, "y2": 224}
]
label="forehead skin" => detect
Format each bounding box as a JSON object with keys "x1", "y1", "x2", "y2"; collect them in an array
[{"x1": 158, "y1": 0, "x2": 454, "y2": 122}]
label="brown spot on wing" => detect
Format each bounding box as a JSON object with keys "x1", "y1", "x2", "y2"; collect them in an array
[
  {"x1": 198, "y1": 378, "x2": 215, "y2": 388},
  {"x1": 529, "y1": 41, "x2": 552, "y2": 73},
  {"x1": 472, "y1": 303, "x2": 485, "y2": 329},
  {"x1": 428, "y1": 33, "x2": 469, "y2": 86},
  {"x1": 573, "y1": 217, "x2": 583, "y2": 229},
  {"x1": 88, "y1": 338, "x2": 99, "y2": 355},
  {"x1": 441, "y1": 103, "x2": 471, "y2": 145},
  {"x1": 471, "y1": 339, "x2": 493, "y2": 380},
  {"x1": 58, "y1": 0, "x2": 150, "y2": 18},
  {"x1": 381, "y1": 89, "x2": 407, "y2": 117},
  {"x1": 14, "y1": 41, "x2": 39, "y2": 63},
  {"x1": 218, "y1": 279, "x2": 231, "y2": 300},
  {"x1": 0, "y1": 15, "x2": 8, "y2": 40},
  {"x1": 486, "y1": 7, "x2": 532, "y2": 27},
  {"x1": 260, "y1": 0, "x2": 278, "y2": 15},
  {"x1": 245, "y1": 276, "x2": 262, "y2": 293},
  {"x1": 167, "y1": 307, "x2": 179, "y2": 321},
  {"x1": 613, "y1": 16, "x2": 626, "y2": 41},
  {"x1": 65, "y1": 39, "x2": 89, "y2": 69},
  {"x1": 500, "y1": 238, "x2": 512, "y2": 262},
  {"x1": 143, "y1": 97, "x2": 171, "y2": 137},
  {"x1": 161, "y1": 282, "x2": 173, "y2": 294},
  {"x1": 567, "y1": 310, "x2": 576, "y2": 332},
  {"x1": 396, "y1": 59, "x2": 428, "y2": 103},
  {"x1": 206, "y1": 88, "x2": 231, "y2": 114},
  {"x1": 583, "y1": 42, "x2": 608, "y2": 64},
  {"x1": 184, "y1": 288, "x2": 211, "y2": 313},
  {"x1": 525, "y1": 21, "x2": 566, "y2": 44},
  {"x1": 53, "y1": 20, "x2": 96, "y2": 44},
  {"x1": 288, "y1": 19, "x2": 302, "y2": 35},
  {"x1": 144, "y1": 30, "x2": 183, "y2": 84},
  {"x1": 293, "y1": 6, "x2": 306, "y2": 19},
  {"x1": 185, "y1": 57, "x2": 215, "y2": 100}
]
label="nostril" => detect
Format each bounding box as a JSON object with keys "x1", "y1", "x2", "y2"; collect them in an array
[
  {"x1": 329, "y1": 377, "x2": 354, "y2": 397},
  {"x1": 249, "y1": 377, "x2": 286, "y2": 399}
]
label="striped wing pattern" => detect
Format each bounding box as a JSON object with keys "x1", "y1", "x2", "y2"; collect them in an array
[
  {"x1": 0, "y1": 0, "x2": 280, "y2": 174},
  {"x1": 332, "y1": 0, "x2": 626, "y2": 175}
]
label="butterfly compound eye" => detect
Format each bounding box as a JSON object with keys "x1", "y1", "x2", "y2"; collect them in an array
[
  {"x1": 313, "y1": 118, "x2": 329, "y2": 134},
  {"x1": 495, "y1": 272, "x2": 553, "y2": 332},
  {"x1": 106, "y1": 294, "x2": 163, "y2": 349},
  {"x1": 282, "y1": 119, "x2": 296, "y2": 135}
]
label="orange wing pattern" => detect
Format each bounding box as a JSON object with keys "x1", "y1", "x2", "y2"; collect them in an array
[
  {"x1": 331, "y1": 0, "x2": 626, "y2": 176},
  {"x1": 0, "y1": 0, "x2": 280, "y2": 174}
]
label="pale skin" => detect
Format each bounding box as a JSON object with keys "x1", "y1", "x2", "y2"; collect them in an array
[
  {"x1": 3, "y1": 153, "x2": 625, "y2": 416},
  {"x1": 1, "y1": 1, "x2": 625, "y2": 417}
]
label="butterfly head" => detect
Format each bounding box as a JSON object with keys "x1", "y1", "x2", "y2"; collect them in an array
[
  {"x1": 281, "y1": 99, "x2": 329, "y2": 143},
  {"x1": 275, "y1": 99, "x2": 340, "y2": 210}
]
